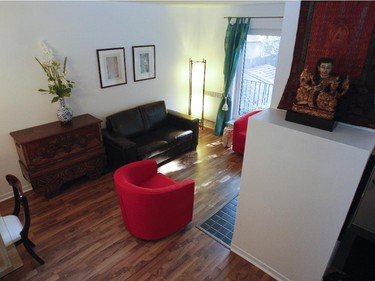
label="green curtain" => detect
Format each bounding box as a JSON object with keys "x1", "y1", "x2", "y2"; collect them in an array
[{"x1": 214, "y1": 17, "x2": 250, "y2": 136}]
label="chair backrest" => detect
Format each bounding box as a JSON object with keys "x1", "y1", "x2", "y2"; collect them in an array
[
  {"x1": 5, "y1": 174, "x2": 31, "y2": 237},
  {"x1": 115, "y1": 159, "x2": 158, "y2": 188}
]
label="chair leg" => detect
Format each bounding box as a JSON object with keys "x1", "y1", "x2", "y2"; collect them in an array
[
  {"x1": 21, "y1": 238, "x2": 45, "y2": 265},
  {"x1": 27, "y1": 238, "x2": 35, "y2": 247}
]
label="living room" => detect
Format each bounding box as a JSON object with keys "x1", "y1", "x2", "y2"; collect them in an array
[
  {"x1": 1, "y1": 1, "x2": 375, "y2": 281},
  {"x1": 0, "y1": 0, "x2": 295, "y2": 200}
]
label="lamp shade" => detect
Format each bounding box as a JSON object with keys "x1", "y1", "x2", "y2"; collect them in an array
[{"x1": 189, "y1": 59, "x2": 206, "y2": 129}]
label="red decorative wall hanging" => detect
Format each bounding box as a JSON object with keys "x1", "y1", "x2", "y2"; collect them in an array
[{"x1": 278, "y1": 1, "x2": 375, "y2": 129}]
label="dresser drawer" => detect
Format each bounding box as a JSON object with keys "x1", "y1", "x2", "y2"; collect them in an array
[{"x1": 19, "y1": 124, "x2": 102, "y2": 168}]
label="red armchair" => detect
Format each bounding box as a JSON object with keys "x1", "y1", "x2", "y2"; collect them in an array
[
  {"x1": 113, "y1": 159, "x2": 195, "y2": 240},
  {"x1": 232, "y1": 110, "x2": 262, "y2": 155}
]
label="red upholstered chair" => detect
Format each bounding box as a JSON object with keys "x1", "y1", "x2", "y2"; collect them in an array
[
  {"x1": 113, "y1": 159, "x2": 195, "y2": 240},
  {"x1": 232, "y1": 110, "x2": 262, "y2": 155}
]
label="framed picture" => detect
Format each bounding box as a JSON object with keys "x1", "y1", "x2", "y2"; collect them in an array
[
  {"x1": 132, "y1": 45, "x2": 156, "y2": 82},
  {"x1": 96, "y1": 48, "x2": 127, "y2": 88}
]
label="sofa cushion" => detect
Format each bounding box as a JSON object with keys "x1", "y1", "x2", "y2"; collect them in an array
[
  {"x1": 140, "y1": 101, "x2": 168, "y2": 131},
  {"x1": 131, "y1": 134, "x2": 169, "y2": 159},
  {"x1": 150, "y1": 127, "x2": 192, "y2": 146},
  {"x1": 107, "y1": 108, "x2": 145, "y2": 138}
]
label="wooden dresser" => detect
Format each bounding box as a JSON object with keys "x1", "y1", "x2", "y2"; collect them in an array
[{"x1": 10, "y1": 114, "x2": 107, "y2": 197}]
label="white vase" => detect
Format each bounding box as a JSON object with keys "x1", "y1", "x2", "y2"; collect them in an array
[{"x1": 57, "y1": 97, "x2": 73, "y2": 124}]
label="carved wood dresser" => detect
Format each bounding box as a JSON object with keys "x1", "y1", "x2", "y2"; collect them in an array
[{"x1": 10, "y1": 114, "x2": 107, "y2": 197}]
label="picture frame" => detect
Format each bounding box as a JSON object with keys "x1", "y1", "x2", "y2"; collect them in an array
[
  {"x1": 96, "y1": 48, "x2": 127, "y2": 88},
  {"x1": 132, "y1": 45, "x2": 156, "y2": 82}
]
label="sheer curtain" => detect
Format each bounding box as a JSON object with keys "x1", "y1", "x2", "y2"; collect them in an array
[{"x1": 214, "y1": 17, "x2": 250, "y2": 136}]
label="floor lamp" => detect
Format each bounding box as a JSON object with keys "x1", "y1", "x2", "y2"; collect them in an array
[{"x1": 189, "y1": 58, "x2": 206, "y2": 130}]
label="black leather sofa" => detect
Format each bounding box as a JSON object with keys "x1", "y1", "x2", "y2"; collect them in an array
[{"x1": 102, "y1": 101, "x2": 199, "y2": 169}]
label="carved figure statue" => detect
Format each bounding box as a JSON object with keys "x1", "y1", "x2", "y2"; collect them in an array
[{"x1": 292, "y1": 57, "x2": 350, "y2": 120}]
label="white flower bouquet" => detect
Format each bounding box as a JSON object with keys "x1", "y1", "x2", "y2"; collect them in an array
[{"x1": 35, "y1": 41, "x2": 74, "y2": 103}]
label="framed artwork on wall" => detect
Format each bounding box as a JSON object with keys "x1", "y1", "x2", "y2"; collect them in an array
[
  {"x1": 96, "y1": 48, "x2": 127, "y2": 88},
  {"x1": 132, "y1": 45, "x2": 156, "y2": 82}
]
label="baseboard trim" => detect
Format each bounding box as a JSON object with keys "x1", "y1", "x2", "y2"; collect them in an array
[
  {"x1": 231, "y1": 243, "x2": 290, "y2": 281},
  {"x1": 0, "y1": 183, "x2": 33, "y2": 202},
  {"x1": 203, "y1": 119, "x2": 215, "y2": 130}
]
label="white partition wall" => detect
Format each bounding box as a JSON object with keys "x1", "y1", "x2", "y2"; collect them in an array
[{"x1": 231, "y1": 109, "x2": 375, "y2": 281}]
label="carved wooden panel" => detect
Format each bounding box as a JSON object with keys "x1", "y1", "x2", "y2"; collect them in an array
[{"x1": 10, "y1": 114, "x2": 107, "y2": 197}]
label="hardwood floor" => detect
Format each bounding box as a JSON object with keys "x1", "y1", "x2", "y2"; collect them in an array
[{"x1": 0, "y1": 128, "x2": 275, "y2": 281}]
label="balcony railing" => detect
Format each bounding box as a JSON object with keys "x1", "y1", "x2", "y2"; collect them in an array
[{"x1": 238, "y1": 79, "x2": 273, "y2": 116}]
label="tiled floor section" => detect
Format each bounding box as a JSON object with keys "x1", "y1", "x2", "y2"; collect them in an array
[{"x1": 197, "y1": 196, "x2": 238, "y2": 248}]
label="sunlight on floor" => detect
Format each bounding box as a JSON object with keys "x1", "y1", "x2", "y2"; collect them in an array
[
  {"x1": 201, "y1": 181, "x2": 213, "y2": 187},
  {"x1": 159, "y1": 140, "x2": 226, "y2": 175},
  {"x1": 207, "y1": 141, "x2": 223, "y2": 147},
  {"x1": 158, "y1": 160, "x2": 187, "y2": 174},
  {"x1": 218, "y1": 175, "x2": 231, "y2": 183},
  {"x1": 207, "y1": 154, "x2": 219, "y2": 159}
]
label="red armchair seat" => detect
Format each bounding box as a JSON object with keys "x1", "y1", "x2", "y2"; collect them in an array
[
  {"x1": 113, "y1": 159, "x2": 195, "y2": 240},
  {"x1": 232, "y1": 110, "x2": 262, "y2": 155}
]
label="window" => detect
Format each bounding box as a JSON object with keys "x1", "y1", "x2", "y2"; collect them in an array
[{"x1": 232, "y1": 18, "x2": 282, "y2": 119}]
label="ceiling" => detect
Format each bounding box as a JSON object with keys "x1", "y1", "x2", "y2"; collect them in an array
[{"x1": 118, "y1": 0, "x2": 285, "y2": 7}]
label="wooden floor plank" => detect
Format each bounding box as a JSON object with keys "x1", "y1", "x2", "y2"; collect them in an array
[{"x1": 0, "y1": 128, "x2": 275, "y2": 281}]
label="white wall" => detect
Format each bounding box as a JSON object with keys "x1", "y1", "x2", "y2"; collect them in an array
[
  {"x1": 232, "y1": 109, "x2": 375, "y2": 281},
  {"x1": 0, "y1": 1, "x2": 291, "y2": 199},
  {"x1": 271, "y1": 0, "x2": 300, "y2": 108}
]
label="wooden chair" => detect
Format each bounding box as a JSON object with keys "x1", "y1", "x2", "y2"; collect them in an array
[{"x1": 0, "y1": 174, "x2": 44, "y2": 264}]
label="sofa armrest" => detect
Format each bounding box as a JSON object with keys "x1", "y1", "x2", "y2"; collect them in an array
[
  {"x1": 102, "y1": 129, "x2": 138, "y2": 169},
  {"x1": 167, "y1": 110, "x2": 199, "y2": 147}
]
